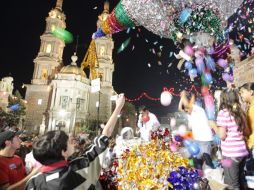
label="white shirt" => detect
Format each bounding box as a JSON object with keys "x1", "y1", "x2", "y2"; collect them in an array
[
  {"x1": 137, "y1": 112, "x2": 160, "y2": 141},
  {"x1": 188, "y1": 104, "x2": 213, "y2": 141}
]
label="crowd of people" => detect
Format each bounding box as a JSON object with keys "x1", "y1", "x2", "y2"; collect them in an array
[{"x1": 0, "y1": 82, "x2": 253, "y2": 190}]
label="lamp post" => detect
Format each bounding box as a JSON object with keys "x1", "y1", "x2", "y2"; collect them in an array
[{"x1": 96, "y1": 92, "x2": 100, "y2": 133}]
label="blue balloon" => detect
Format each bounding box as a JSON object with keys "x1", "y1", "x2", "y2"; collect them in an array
[
  {"x1": 179, "y1": 9, "x2": 192, "y2": 24},
  {"x1": 189, "y1": 68, "x2": 197, "y2": 77},
  {"x1": 183, "y1": 139, "x2": 193, "y2": 147},
  {"x1": 184, "y1": 61, "x2": 192, "y2": 70},
  {"x1": 204, "y1": 72, "x2": 213, "y2": 84},
  {"x1": 213, "y1": 135, "x2": 221, "y2": 145},
  {"x1": 9, "y1": 104, "x2": 20, "y2": 111},
  {"x1": 188, "y1": 143, "x2": 200, "y2": 156},
  {"x1": 206, "y1": 106, "x2": 216, "y2": 120},
  {"x1": 205, "y1": 56, "x2": 216, "y2": 71}
]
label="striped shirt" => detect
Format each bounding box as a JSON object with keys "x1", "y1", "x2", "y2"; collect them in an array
[{"x1": 217, "y1": 109, "x2": 248, "y2": 158}]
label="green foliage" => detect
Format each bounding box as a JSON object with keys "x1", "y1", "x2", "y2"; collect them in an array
[{"x1": 7, "y1": 90, "x2": 26, "y2": 127}]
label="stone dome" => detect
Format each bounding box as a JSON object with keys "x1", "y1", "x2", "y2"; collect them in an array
[{"x1": 60, "y1": 53, "x2": 86, "y2": 77}]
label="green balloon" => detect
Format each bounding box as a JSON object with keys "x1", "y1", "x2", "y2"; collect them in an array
[
  {"x1": 52, "y1": 27, "x2": 73, "y2": 44},
  {"x1": 189, "y1": 158, "x2": 194, "y2": 167}
]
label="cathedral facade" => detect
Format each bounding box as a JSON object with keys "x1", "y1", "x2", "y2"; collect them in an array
[{"x1": 25, "y1": 0, "x2": 115, "y2": 134}]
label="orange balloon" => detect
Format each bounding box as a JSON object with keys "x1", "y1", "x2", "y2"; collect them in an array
[{"x1": 182, "y1": 131, "x2": 193, "y2": 139}]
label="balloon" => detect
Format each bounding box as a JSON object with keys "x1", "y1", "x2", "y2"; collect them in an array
[
  {"x1": 189, "y1": 68, "x2": 198, "y2": 78},
  {"x1": 179, "y1": 147, "x2": 191, "y2": 158},
  {"x1": 142, "y1": 115, "x2": 150, "y2": 123},
  {"x1": 188, "y1": 143, "x2": 200, "y2": 156},
  {"x1": 9, "y1": 104, "x2": 20, "y2": 111},
  {"x1": 204, "y1": 72, "x2": 213, "y2": 84},
  {"x1": 174, "y1": 134, "x2": 183, "y2": 142},
  {"x1": 213, "y1": 135, "x2": 221, "y2": 145},
  {"x1": 229, "y1": 75, "x2": 234, "y2": 82},
  {"x1": 201, "y1": 74, "x2": 209, "y2": 86},
  {"x1": 178, "y1": 125, "x2": 187, "y2": 136},
  {"x1": 170, "y1": 143, "x2": 178, "y2": 152},
  {"x1": 160, "y1": 91, "x2": 173, "y2": 106},
  {"x1": 204, "y1": 94, "x2": 216, "y2": 120},
  {"x1": 195, "y1": 57, "x2": 205, "y2": 74},
  {"x1": 52, "y1": 27, "x2": 73, "y2": 44},
  {"x1": 221, "y1": 159, "x2": 233, "y2": 168},
  {"x1": 184, "y1": 45, "x2": 194, "y2": 56},
  {"x1": 182, "y1": 131, "x2": 193, "y2": 139},
  {"x1": 183, "y1": 139, "x2": 193, "y2": 147},
  {"x1": 201, "y1": 86, "x2": 209, "y2": 96},
  {"x1": 179, "y1": 8, "x2": 192, "y2": 24},
  {"x1": 184, "y1": 61, "x2": 193, "y2": 70},
  {"x1": 217, "y1": 59, "x2": 228, "y2": 68},
  {"x1": 222, "y1": 73, "x2": 230, "y2": 81},
  {"x1": 170, "y1": 118, "x2": 176, "y2": 127},
  {"x1": 189, "y1": 158, "x2": 194, "y2": 167},
  {"x1": 205, "y1": 56, "x2": 216, "y2": 71}
]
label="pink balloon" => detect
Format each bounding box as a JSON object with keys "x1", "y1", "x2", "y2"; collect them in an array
[
  {"x1": 170, "y1": 143, "x2": 178, "y2": 152},
  {"x1": 204, "y1": 95, "x2": 214, "y2": 108},
  {"x1": 221, "y1": 159, "x2": 233, "y2": 168},
  {"x1": 184, "y1": 45, "x2": 194, "y2": 56}
]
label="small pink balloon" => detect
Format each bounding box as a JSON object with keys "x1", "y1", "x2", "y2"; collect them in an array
[
  {"x1": 184, "y1": 45, "x2": 194, "y2": 56},
  {"x1": 170, "y1": 143, "x2": 178, "y2": 152},
  {"x1": 221, "y1": 159, "x2": 233, "y2": 168},
  {"x1": 178, "y1": 125, "x2": 187, "y2": 136}
]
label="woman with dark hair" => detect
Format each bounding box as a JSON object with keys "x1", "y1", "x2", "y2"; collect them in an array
[
  {"x1": 209, "y1": 89, "x2": 249, "y2": 189},
  {"x1": 240, "y1": 82, "x2": 254, "y2": 149}
]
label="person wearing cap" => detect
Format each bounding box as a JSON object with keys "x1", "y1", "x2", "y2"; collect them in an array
[{"x1": 0, "y1": 130, "x2": 39, "y2": 190}]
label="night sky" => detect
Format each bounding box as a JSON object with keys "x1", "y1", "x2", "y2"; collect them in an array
[{"x1": 0, "y1": 0, "x2": 252, "y2": 117}]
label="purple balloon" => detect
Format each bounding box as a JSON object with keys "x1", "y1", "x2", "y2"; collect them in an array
[
  {"x1": 217, "y1": 59, "x2": 228, "y2": 68},
  {"x1": 222, "y1": 73, "x2": 230, "y2": 81}
]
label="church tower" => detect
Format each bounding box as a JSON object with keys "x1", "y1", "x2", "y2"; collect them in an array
[
  {"x1": 88, "y1": 1, "x2": 115, "y2": 122},
  {"x1": 32, "y1": 0, "x2": 66, "y2": 84},
  {"x1": 25, "y1": 0, "x2": 66, "y2": 131}
]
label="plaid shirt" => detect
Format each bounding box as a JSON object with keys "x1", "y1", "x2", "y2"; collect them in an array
[{"x1": 25, "y1": 135, "x2": 109, "y2": 190}]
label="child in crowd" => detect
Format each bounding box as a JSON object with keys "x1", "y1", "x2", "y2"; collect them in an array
[
  {"x1": 209, "y1": 89, "x2": 249, "y2": 190},
  {"x1": 25, "y1": 94, "x2": 125, "y2": 190}
]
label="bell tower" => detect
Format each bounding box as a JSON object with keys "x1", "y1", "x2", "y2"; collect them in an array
[
  {"x1": 32, "y1": 0, "x2": 66, "y2": 85},
  {"x1": 25, "y1": 0, "x2": 67, "y2": 132},
  {"x1": 88, "y1": 1, "x2": 115, "y2": 122}
]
